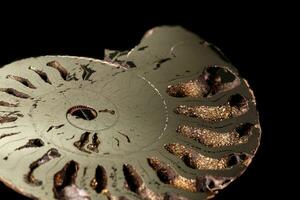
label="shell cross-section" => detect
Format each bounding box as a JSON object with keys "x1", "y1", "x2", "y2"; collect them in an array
[{"x1": 0, "y1": 26, "x2": 261, "y2": 200}]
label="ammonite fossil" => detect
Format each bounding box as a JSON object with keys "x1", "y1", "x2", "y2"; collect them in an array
[{"x1": 0, "y1": 26, "x2": 261, "y2": 200}]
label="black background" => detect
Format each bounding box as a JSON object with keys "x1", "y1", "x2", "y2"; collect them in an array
[{"x1": 0, "y1": 3, "x2": 286, "y2": 200}]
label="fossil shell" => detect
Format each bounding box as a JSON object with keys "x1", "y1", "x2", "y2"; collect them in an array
[{"x1": 0, "y1": 26, "x2": 261, "y2": 200}]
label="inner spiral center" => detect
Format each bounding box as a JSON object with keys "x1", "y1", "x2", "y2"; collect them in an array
[{"x1": 67, "y1": 105, "x2": 98, "y2": 120}]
